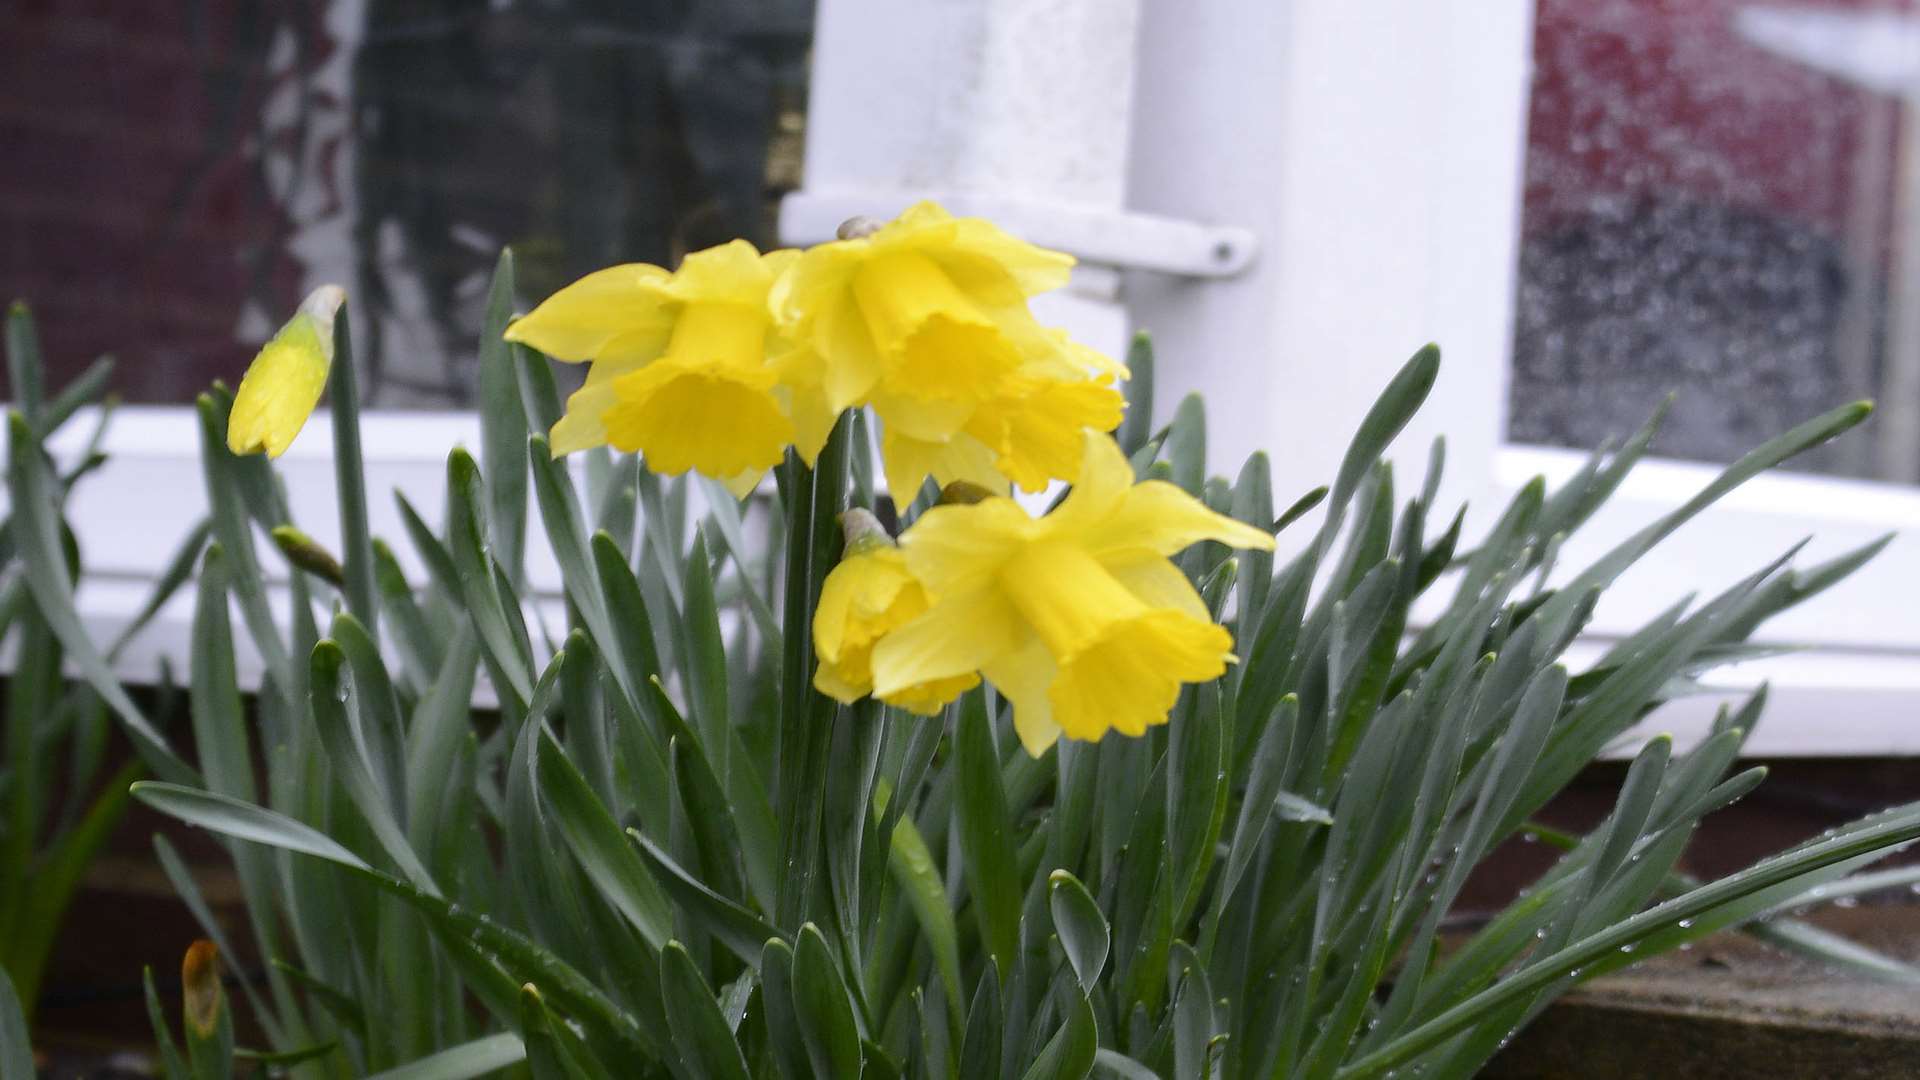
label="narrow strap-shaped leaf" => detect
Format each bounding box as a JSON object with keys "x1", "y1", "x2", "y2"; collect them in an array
[
  {"x1": 331, "y1": 611, "x2": 409, "y2": 819},
  {"x1": 133, "y1": 782, "x2": 652, "y2": 1060},
  {"x1": 953, "y1": 691, "x2": 1021, "y2": 979},
  {"x1": 508, "y1": 340, "x2": 563, "y2": 440},
  {"x1": 1170, "y1": 952, "x2": 1216, "y2": 1080},
  {"x1": 5, "y1": 413, "x2": 193, "y2": 781},
  {"x1": 1115, "y1": 331, "x2": 1156, "y2": 455},
  {"x1": 1320, "y1": 345, "x2": 1440, "y2": 555},
  {"x1": 1166, "y1": 393, "x2": 1207, "y2": 496},
  {"x1": 519, "y1": 984, "x2": 599, "y2": 1080},
  {"x1": 479, "y1": 250, "x2": 530, "y2": 586},
  {"x1": 189, "y1": 546, "x2": 255, "y2": 803},
  {"x1": 889, "y1": 810, "x2": 964, "y2": 1026},
  {"x1": 143, "y1": 966, "x2": 190, "y2": 1080},
  {"x1": 364, "y1": 1033, "x2": 527, "y2": 1080},
  {"x1": 534, "y1": 729, "x2": 674, "y2": 952},
  {"x1": 1020, "y1": 990, "x2": 1098, "y2": 1080},
  {"x1": 194, "y1": 394, "x2": 289, "y2": 687},
  {"x1": 1530, "y1": 400, "x2": 1871, "y2": 648},
  {"x1": 134, "y1": 783, "x2": 370, "y2": 869},
  {"x1": 106, "y1": 517, "x2": 211, "y2": 660},
  {"x1": 405, "y1": 625, "x2": 479, "y2": 851},
  {"x1": 590, "y1": 531, "x2": 663, "y2": 715},
  {"x1": 774, "y1": 415, "x2": 853, "y2": 930},
  {"x1": 6, "y1": 302, "x2": 46, "y2": 422},
  {"x1": 1092, "y1": 1048, "x2": 1163, "y2": 1080},
  {"x1": 695, "y1": 474, "x2": 780, "y2": 645},
  {"x1": 630, "y1": 829, "x2": 783, "y2": 967},
  {"x1": 394, "y1": 493, "x2": 463, "y2": 601},
  {"x1": 1048, "y1": 870, "x2": 1109, "y2": 995},
  {"x1": 681, "y1": 529, "x2": 731, "y2": 780},
  {"x1": 35, "y1": 354, "x2": 113, "y2": 438},
  {"x1": 957, "y1": 968, "x2": 1002, "y2": 1080},
  {"x1": 759, "y1": 939, "x2": 811, "y2": 1080},
  {"x1": 659, "y1": 942, "x2": 751, "y2": 1080},
  {"x1": 0, "y1": 932, "x2": 34, "y2": 1071},
  {"x1": 792, "y1": 923, "x2": 865, "y2": 1078},
  {"x1": 152, "y1": 834, "x2": 285, "y2": 1047},
  {"x1": 310, "y1": 641, "x2": 439, "y2": 893},
  {"x1": 372, "y1": 538, "x2": 445, "y2": 690},
  {"x1": 1340, "y1": 799, "x2": 1920, "y2": 1078},
  {"x1": 329, "y1": 305, "x2": 378, "y2": 630},
  {"x1": 445, "y1": 448, "x2": 533, "y2": 704},
  {"x1": 527, "y1": 433, "x2": 622, "y2": 671}
]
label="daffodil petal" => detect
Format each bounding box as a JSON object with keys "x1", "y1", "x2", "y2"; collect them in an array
[
  {"x1": 721, "y1": 468, "x2": 764, "y2": 500},
  {"x1": 820, "y1": 292, "x2": 886, "y2": 408},
  {"x1": 503, "y1": 264, "x2": 672, "y2": 361},
  {"x1": 1049, "y1": 610, "x2": 1232, "y2": 741},
  {"x1": 878, "y1": 672, "x2": 980, "y2": 716},
  {"x1": 881, "y1": 428, "x2": 1009, "y2": 506},
  {"x1": 1105, "y1": 554, "x2": 1211, "y2": 621},
  {"x1": 603, "y1": 361, "x2": 794, "y2": 478},
  {"x1": 980, "y1": 636, "x2": 1062, "y2": 756},
  {"x1": 894, "y1": 498, "x2": 1033, "y2": 596},
  {"x1": 1089, "y1": 480, "x2": 1277, "y2": 561},
  {"x1": 1044, "y1": 430, "x2": 1140, "y2": 535},
  {"x1": 870, "y1": 585, "x2": 1023, "y2": 699}
]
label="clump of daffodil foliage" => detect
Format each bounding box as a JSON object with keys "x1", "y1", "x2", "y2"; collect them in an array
[
  {"x1": 0, "y1": 303, "x2": 212, "y2": 1036},
  {"x1": 11, "y1": 205, "x2": 1920, "y2": 1080}
]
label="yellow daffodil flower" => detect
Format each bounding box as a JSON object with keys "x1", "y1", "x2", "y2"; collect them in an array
[
  {"x1": 813, "y1": 508, "x2": 980, "y2": 713},
  {"x1": 773, "y1": 202, "x2": 1122, "y2": 496},
  {"x1": 867, "y1": 431, "x2": 1274, "y2": 754},
  {"x1": 226, "y1": 285, "x2": 345, "y2": 458},
  {"x1": 877, "y1": 330, "x2": 1127, "y2": 499},
  {"x1": 506, "y1": 240, "x2": 816, "y2": 494}
]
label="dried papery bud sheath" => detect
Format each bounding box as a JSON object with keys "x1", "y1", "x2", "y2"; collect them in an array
[
  {"x1": 226, "y1": 284, "x2": 346, "y2": 459},
  {"x1": 836, "y1": 214, "x2": 884, "y2": 240},
  {"x1": 839, "y1": 506, "x2": 892, "y2": 552},
  {"x1": 181, "y1": 940, "x2": 221, "y2": 1036},
  {"x1": 181, "y1": 939, "x2": 233, "y2": 1079}
]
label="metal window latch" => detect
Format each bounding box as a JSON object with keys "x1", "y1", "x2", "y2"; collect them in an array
[{"x1": 780, "y1": 190, "x2": 1258, "y2": 279}]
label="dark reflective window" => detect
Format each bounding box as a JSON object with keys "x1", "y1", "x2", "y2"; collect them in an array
[
  {"x1": 1, "y1": 0, "x2": 812, "y2": 407},
  {"x1": 1511, "y1": 0, "x2": 1917, "y2": 481}
]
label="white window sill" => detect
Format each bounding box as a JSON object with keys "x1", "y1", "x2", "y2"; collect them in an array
[{"x1": 17, "y1": 410, "x2": 1920, "y2": 758}]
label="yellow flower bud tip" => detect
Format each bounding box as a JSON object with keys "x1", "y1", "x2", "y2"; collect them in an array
[
  {"x1": 226, "y1": 284, "x2": 346, "y2": 459},
  {"x1": 938, "y1": 480, "x2": 996, "y2": 506},
  {"x1": 181, "y1": 939, "x2": 224, "y2": 1037}
]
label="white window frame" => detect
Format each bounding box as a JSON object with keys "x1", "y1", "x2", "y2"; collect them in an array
[
  {"x1": 1124, "y1": 0, "x2": 1920, "y2": 756},
  {"x1": 19, "y1": 0, "x2": 1920, "y2": 756}
]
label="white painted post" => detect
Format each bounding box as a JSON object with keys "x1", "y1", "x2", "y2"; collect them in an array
[
  {"x1": 1125, "y1": 1, "x2": 1538, "y2": 503},
  {"x1": 781, "y1": 0, "x2": 1150, "y2": 359}
]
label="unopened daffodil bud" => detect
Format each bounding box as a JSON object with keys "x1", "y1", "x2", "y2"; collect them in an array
[
  {"x1": 813, "y1": 507, "x2": 979, "y2": 714},
  {"x1": 181, "y1": 938, "x2": 233, "y2": 1076},
  {"x1": 227, "y1": 284, "x2": 345, "y2": 458}
]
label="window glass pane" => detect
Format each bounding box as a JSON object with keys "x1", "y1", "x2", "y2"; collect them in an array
[
  {"x1": 1, "y1": 1, "x2": 812, "y2": 408},
  {"x1": 1510, "y1": 0, "x2": 1919, "y2": 481}
]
